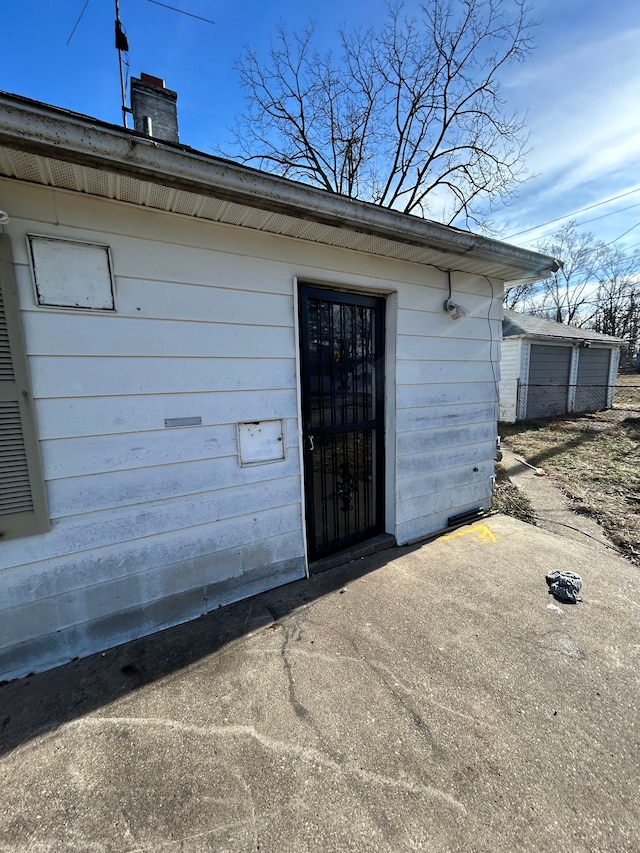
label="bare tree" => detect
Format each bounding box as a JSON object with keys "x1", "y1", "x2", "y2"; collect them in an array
[
  {"x1": 524, "y1": 222, "x2": 608, "y2": 325},
  {"x1": 504, "y1": 221, "x2": 640, "y2": 359},
  {"x1": 503, "y1": 278, "x2": 535, "y2": 311},
  {"x1": 227, "y1": 1, "x2": 535, "y2": 227},
  {"x1": 591, "y1": 246, "x2": 640, "y2": 358}
]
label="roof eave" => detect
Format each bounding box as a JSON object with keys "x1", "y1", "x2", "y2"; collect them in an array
[
  {"x1": 0, "y1": 92, "x2": 560, "y2": 283},
  {"x1": 503, "y1": 330, "x2": 623, "y2": 346}
]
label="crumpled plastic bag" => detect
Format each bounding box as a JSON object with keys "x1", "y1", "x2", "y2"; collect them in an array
[{"x1": 545, "y1": 570, "x2": 583, "y2": 604}]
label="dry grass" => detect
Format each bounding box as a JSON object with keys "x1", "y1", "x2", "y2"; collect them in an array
[
  {"x1": 493, "y1": 463, "x2": 537, "y2": 525},
  {"x1": 614, "y1": 373, "x2": 640, "y2": 409},
  {"x1": 500, "y1": 376, "x2": 640, "y2": 565}
]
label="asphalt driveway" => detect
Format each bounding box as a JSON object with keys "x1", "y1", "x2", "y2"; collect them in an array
[{"x1": 1, "y1": 514, "x2": 639, "y2": 852}]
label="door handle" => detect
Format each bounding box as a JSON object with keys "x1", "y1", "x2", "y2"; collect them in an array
[{"x1": 308, "y1": 435, "x2": 315, "y2": 451}]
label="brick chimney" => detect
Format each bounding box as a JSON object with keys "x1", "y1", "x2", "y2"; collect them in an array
[{"x1": 130, "y1": 73, "x2": 179, "y2": 143}]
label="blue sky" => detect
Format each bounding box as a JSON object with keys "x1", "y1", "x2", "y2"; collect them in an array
[{"x1": 2, "y1": 0, "x2": 640, "y2": 252}]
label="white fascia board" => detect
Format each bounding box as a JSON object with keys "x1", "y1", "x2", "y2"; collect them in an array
[{"x1": 529, "y1": 334, "x2": 623, "y2": 346}]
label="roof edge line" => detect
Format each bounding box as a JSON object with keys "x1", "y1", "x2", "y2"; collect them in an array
[{"x1": 0, "y1": 91, "x2": 559, "y2": 279}]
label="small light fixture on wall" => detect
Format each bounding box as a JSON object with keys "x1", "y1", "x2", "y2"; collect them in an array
[
  {"x1": 443, "y1": 269, "x2": 469, "y2": 320},
  {"x1": 443, "y1": 298, "x2": 469, "y2": 321}
]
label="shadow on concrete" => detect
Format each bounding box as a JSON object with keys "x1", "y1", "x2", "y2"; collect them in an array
[{"x1": 0, "y1": 541, "x2": 416, "y2": 758}]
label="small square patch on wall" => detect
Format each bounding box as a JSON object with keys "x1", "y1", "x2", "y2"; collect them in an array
[
  {"x1": 238, "y1": 420, "x2": 285, "y2": 465},
  {"x1": 28, "y1": 236, "x2": 115, "y2": 310}
]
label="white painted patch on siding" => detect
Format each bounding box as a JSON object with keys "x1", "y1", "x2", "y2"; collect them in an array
[
  {"x1": 237, "y1": 419, "x2": 285, "y2": 465},
  {"x1": 29, "y1": 235, "x2": 115, "y2": 310}
]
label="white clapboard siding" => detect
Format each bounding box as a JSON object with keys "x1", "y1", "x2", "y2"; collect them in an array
[
  {"x1": 395, "y1": 428, "x2": 495, "y2": 533},
  {"x1": 397, "y1": 402, "x2": 496, "y2": 433},
  {"x1": 397, "y1": 359, "x2": 493, "y2": 385},
  {"x1": 396, "y1": 440, "x2": 494, "y2": 479},
  {"x1": 13, "y1": 247, "x2": 297, "y2": 310},
  {"x1": 396, "y1": 459, "x2": 495, "y2": 506},
  {"x1": 9, "y1": 212, "x2": 298, "y2": 296},
  {"x1": 111, "y1": 244, "x2": 296, "y2": 295},
  {"x1": 21, "y1": 312, "x2": 294, "y2": 358},
  {"x1": 397, "y1": 478, "x2": 494, "y2": 526},
  {"x1": 34, "y1": 389, "x2": 297, "y2": 439},
  {"x1": 398, "y1": 277, "x2": 505, "y2": 311},
  {"x1": 395, "y1": 480, "x2": 492, "y2": 544},
  {"x1": 2, "y1": 505, "x2": 303, "y2": 605},
  {"x1": 46, "y1": 451, "x2": 300, "y2": 518},
  {"x1": 397, "y1": 381, "x2": 496, "y2": 409},
  {"x1": 397, "y1": 334, "x2": 501, "y2": 363},
  {"x1": 30, "y1": 356, "x2": 296, "y2": 398},
  {"x1": 0, "y1": 528, "x2": 305, "y2": 649},
  {"x1": 40, "y1": 418, "x2": 298, "y2": 479},
  {"x1": 396, "y1": 421, "x2": 497, "y2": 456},
  {"x1": 114, "y1": 279, "x2": 294, "y2": 325},
  {"x1": 2, "y1": 185, "x2": 299, "y2": 679},
  {"x1": 394, "y1": 275, "x2": 500, "y2": 543},
  {"x1": 397, "y1": 307, "x2": 502, "y2": 340},
  {"x1": 0, "y1": 475, "x2": 302, "y2": 568},
  {"x1": 500, "y1": 338, "x2": 522, "y2": 381},
  {"x1": 498, "y1": 380, "x2": 518, "y2": 423}
]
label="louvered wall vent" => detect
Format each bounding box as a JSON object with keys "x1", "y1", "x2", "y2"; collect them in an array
[{"x1": 0, "y1": 402, "x2": 33, "y2": 516}]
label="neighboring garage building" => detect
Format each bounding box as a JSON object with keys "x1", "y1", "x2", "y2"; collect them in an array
[{"x1": 499, "y1": 310, "x2": 622, "y2": 422}]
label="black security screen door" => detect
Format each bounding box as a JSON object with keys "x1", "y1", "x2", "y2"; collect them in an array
[{"x1": 299, "y1": 285, "x2": 385, "y2": 562}]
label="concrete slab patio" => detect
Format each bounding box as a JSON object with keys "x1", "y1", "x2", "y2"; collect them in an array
[{"x1": 1, "y1": 514, "x2": 639, "y2": 852}]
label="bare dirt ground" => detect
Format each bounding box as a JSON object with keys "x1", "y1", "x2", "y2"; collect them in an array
[{"x1": 498, "y1": 374, "x2": 640, "y2": 566}]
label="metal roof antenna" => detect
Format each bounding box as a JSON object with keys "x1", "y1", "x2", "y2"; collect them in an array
[
  {"x1": 115, "y1": 0, "x2": 131, "y2": 127},
  {"x1": 67, "y1": 0, "x2": 214, "y2": 129}
]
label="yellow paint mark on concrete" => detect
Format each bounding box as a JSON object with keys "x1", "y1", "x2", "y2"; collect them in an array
[{"x1": 441, "y1": 523, "x2": 497, "y2": 543}]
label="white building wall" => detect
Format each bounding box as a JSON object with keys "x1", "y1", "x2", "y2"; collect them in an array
[
  {"x1": 392, "y1": 276, "x2": 502, "y2": 544},
  {"x1": 0, "y1": 178, "x2": 502, "y2": 678},
  {"x1": 498, "y1": 338, "x2": 522, "y2": 422}
]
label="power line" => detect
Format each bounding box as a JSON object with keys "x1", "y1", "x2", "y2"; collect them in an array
[
  {"x1": 504, "y1": 187, "x2": 640, "y2": 240},
  {"x1": 515, "y1": 202, "x2": 640, "y2": 246},
  {"x1": 66, "y1": 0, "x2": 92, "y2": 46},
  {"x1": 143, "y1": 0, "x2": 215, "y2": 24},
  {"x1": 67, "y1": 0, "x2": 215, "y2": 48},
  {"x1": 564, "y1": 201, "x2": 640, "y2": 230},
  {"x1": 602, "y1": 221, "x2": 640, "y2": 248},
  {"x1": 525, "y1": 222, "x2": 640, "y2": 251}
]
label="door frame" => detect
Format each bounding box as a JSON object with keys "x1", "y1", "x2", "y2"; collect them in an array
[{"x1": 297, "y1": 281, "x2": 387, "y2": 564}]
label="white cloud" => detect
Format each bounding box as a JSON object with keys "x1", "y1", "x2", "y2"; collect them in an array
[{"x1": 498, "y1": 22, "x2": 640, "y2": 245}]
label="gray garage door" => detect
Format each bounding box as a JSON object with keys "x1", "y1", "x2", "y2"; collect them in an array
[
  {"x1": 526, "y1": 344, "x2": 572, "y2": 418},
  {"x1": 574, "y1": 347, "x2": 611, "y2": 412}
]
